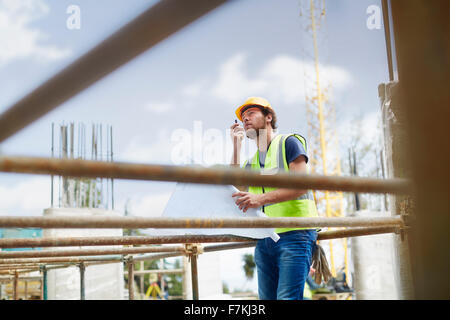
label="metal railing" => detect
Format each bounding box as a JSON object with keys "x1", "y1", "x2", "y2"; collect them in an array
[{"x1": 0, "y1": 223, "x2": 403, "y2": 299}]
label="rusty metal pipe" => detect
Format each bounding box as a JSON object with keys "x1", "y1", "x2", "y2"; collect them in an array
[
  {"x1": 0, "y1": 264, "x2": 42, "y2": 271},
  {"x1": 132, "y1": 251, "x2": 187, "y2": 263},
  {"x1": 0, "y1": 226, "x2": 400, "y2": 251},
  {"x1": 0, "y1": 234, "x2": 252, "y2": 249},
  {"x1": 190, "y1": 254, "x2": 199, "y2": 300},
  {"x1": 79, "y1": 263, "x2": 86, "y2": 300},
  {"x1": 317, "y1": 226, "x2": 399, "y2": 240},
  {"x1": 0, "y1": 0, "x2": 227, "y2": 143},
  {"x1": 0, "y1": 215, "x2": 404, "y2": 230},
  {"x1": 0, "y1": 156, "x2": 411, "y2": 194},
  {"x1": 0, "y1": 226, "x2": 401, "y2": 267},
  {"x1": 0, "y1": 255, "x2": 123, "y2": 265},
  {"x1": 203, "y1": 242, "x2": 256, "y2": 252},
  {"x1": 127, "y1": 258, "x2": 134, "y2": 300},
  {"x1": 0, "y1": 269, "x2": 38, "y2": 276},
  {"x1": 124, "y1": 269, "x2": 184, "y2": 276},
  {"x1": 0, "y1": 276, "x2": 42, "y2": 282},
  {"x1": 13, "y1": 272, "x2": 18, "y2": 300},
  {"x1": 0, "y1": 245, "x2": 186, "y2": 259}
]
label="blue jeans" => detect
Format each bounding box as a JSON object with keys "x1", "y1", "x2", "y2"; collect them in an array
[{"x1": 254, "y1": 229, "x2": 317, "y2": 300}]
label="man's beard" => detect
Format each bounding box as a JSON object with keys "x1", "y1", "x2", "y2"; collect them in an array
[
  {"x1": 246, "y1": 127, "x2": 262, "y2": 139},
  {"x1": 246, "y1": 122, "x2": 268, "y2": 144}
]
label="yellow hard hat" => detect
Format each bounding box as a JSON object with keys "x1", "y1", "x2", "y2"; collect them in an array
[{"x1": 235, "y1": 97, "x2": 273, "y2": 121}]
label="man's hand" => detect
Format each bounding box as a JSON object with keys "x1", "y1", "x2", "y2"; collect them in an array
[
  {"x1": 230, "y1": 122, "x2": 245, "y2": 143},
  {"x1": 232, "y1": 191, "x2": 265, "y2": 213},
  {"x1": 230, "y1": 122, "x2": 244, "y2": 167}
]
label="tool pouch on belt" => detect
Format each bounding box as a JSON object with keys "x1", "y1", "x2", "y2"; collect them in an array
[{"x1": 311, "y1": 243, "x2": 333, "y2": 285}]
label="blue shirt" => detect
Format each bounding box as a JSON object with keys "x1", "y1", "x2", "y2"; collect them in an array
[{"x1": 259, "y1": 135, "x2": 308, "y2": 168}]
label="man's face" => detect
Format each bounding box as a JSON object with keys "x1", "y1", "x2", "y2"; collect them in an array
[{"x1": 241, "y1": 106, "x2": 271, "y2": 139}]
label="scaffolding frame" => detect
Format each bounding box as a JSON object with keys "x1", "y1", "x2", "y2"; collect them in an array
[{"x1": 0, "y1": 0, "x2": 448, "y2": 300}]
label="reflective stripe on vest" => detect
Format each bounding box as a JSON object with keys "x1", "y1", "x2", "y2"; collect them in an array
[{"x1": 243, "y1": 134, "x2": 318, "y2": 233}]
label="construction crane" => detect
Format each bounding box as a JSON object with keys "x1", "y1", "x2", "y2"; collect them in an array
[{"x1": 299, "y1": 0, "x2": 348, "y2": 279}]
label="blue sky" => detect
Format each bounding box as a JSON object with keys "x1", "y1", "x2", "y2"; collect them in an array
[{"x1": 0, "y1": 0, "x2": 389, "y2": 293}]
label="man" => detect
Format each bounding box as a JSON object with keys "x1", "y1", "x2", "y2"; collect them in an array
[{"x1": 230, "y1": 97, "x2": 318, "y2": 300}]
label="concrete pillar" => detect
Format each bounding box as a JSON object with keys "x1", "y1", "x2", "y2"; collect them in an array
[{"x1": 379, "y1": 82, "x2": 414, "y2": 299}]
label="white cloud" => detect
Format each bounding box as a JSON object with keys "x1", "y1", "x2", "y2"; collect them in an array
[
  {"x1": 338, "y1": 110, "x2": 383, "y2": 148},
  {"x1": 145, "y1": 101, "x2": 173, "y2": 114},
  {"x1": 181, "y1": 81, "x2": 205, "y2": 98},
  {"x1": 0, "y1": 176, "x2": 50, "y2": 216},
  {"x1": 210, "y1": 53, "x2": 353, "y2": 106},
  {"x1": 263, "y1": 55, "x2": 353, "y2": 104},
  {"x1": 0, "y1": 0, "x2": 71, "y2": 66},
  {"x1": 211, "y1": 53, "x2": 268, "y2": 103},
  {"x1": 118, "y1": 129, "x2": 173, "y2": 164}
]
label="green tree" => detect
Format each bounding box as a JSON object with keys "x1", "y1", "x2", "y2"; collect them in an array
[
  {"x1": 223, "y1": 281, "x2": 230, "y2": 294},
  {"x1": 242, "y1": 253, "x2": 256, "y2": 281},
  {"x1": 166, "y1": 258, "x2": 183, "y2": 298}
]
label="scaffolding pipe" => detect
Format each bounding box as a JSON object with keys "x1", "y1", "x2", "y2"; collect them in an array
[
  {"x1": 0, "y1": 245, "x2": 187, "y2": 259},
  {"x1": 0, "y1": 276, "x2": 42, "y2": 282},
  {"x1": 0, "y1": 156, "x2": 411, "y2": 194},
  {"x1": 40, "y1": 266, "x2": 47, "y2": 300},
  {"x1": 0, "y1": 255, "x2": 123, "y2": 265},
  {"x1": 381, "y1": 0, "x2": 395, "y2": 81},
  {"x1": 0, "y1": 234, "x2": 252, "y2": 248},
  {"x1": 124, "y1": 269, "x2": 184, "y2": 276},
  {"x1": 317, "y1": 226, "x2": 399, "y2": 240},
  {"x1": 0, "y1": 0, "x2": 227, "y2": 143},
  {"x1": 0, "y1": 226, "x2": 400, "y2": 268},
  {"x1": 0, "y1": 265, "x2": 42, "y2": 272},
  {"x1": 0, "y1": 264, "x2": 70, "y2": 271},
  {"x1": 127, "y1": 258, "x2": 134, "y2": 300},
  {"x1": 12, "y1": 272, "x2": 18, "y2": 300},
  {"x1": 0, "y1": 267, "x2": 38, "y2": 275},
  {"x1": 203, "y1": 242, "x2": 256, "y2": 252},
  {"x1": 0, "y1": 215, "x2": 404, "y2": 230},
  {"x1": 190, "y1": 254, "x2": 199, "y2": 300},
  {"x1": 79, "y1": 263, "x2": 86, "y2": 300},
  {"x1": 0, "y1": 226, "x2": 399, "y2": 250},
  {"x1": 0, "y1": 263, "x2": 109, "y2": 273}
]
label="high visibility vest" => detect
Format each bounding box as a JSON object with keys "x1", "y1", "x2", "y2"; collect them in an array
[
  {"x1": 243, "y1": 134, "x2": 318, "y2": 233},
  {"x1": 303, "y1": 282, "x2": 313, "y2": 300}
]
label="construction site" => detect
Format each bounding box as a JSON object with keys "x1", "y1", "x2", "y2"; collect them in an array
[{"x1": 0, "y1": 0, "x2": 448, "y2": 302}]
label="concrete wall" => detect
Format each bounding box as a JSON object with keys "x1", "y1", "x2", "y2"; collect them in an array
[
  {"x1": 183, "y1": 252, "x2": 225, "y2": 300},
  {"x1": 43, "y1": 207, "x2": 124, "y2": 300},
  {"x1": 197, "y1": 252, "x2": 224, "y2": 299},
  {"x1": 351, "y1": 210, "x2": 398, "y2": 300}
]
